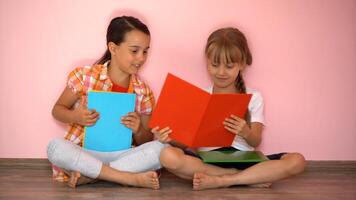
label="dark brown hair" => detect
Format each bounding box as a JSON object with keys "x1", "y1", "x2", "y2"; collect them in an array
[{"x1": 95, "y1": 16, "x2": 150, "y2": 64}]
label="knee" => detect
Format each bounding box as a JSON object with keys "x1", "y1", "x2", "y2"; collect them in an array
[
  {"x1": 142, "y1": 141, "x2": 167, "y2": 158},
  {"x1": 46, "y1": 138, "x2": 70, "y2": 166},
  {"x1": 159, "y1": 146, "x2": 185, "y2": 170},
  {"x1": 284, "y1": 153, "x2": 306, "y2": 176}
]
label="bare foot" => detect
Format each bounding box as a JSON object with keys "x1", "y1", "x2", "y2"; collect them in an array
[
  {"x1": 126, "y1": 171, "x2": 160, "y2": 190},
  {"x1": 67, "y1": 171, "x2": 96, "y2": 188},
  {"x1": 193, "y1": 172, "x2": 229, "y2": 190},
  {"x1": 193, "y1": 172, "x2": 272, "y2": 190}
]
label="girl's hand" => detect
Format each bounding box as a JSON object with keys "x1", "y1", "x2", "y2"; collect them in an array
[
  {"x1": 223, "y1": 114, "x2": 250, "y2": 138},
  {"x1": 72, "y1": 105, "x2": 100, "y2": 126},
  {"x1": 151, "y1": 126, "x2": 172, "y2": 143},
  {"x1": 121, "y1": 112, "x2": 141, "y2": 134}
]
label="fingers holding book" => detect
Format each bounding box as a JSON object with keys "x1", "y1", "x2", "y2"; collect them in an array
[
  {"x1": 223, "y1": 114, "x2": 248, "y2": 136},
  {"x1": 73, "y1": 106, "x2": 100, "y2": 126},
  {"x1": 121, "y1": 112, "x2": 141, "y2": 134},
  {"x1": 151, "y1": 126, "x2": 172, "y2": 143}
]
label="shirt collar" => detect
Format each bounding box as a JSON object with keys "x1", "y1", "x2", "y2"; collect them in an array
[
  {"x1": 100, "y1": 60, "x2": 140, "y2": 91},
  {"x1": 98, "y1": 61, "x2": 110, "y2": 80}
]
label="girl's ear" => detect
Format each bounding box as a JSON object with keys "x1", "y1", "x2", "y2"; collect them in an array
[{"x1": 108, "y1": 42, "x2": 116, "y2": 55}]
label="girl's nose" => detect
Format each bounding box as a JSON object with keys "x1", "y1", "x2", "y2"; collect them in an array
[
  {"x1": 217, "y1": 65, "x2": 226, "y2": 75},
  {"x1": 137, "y1": 52, "x2": 146, "y2": 63}
]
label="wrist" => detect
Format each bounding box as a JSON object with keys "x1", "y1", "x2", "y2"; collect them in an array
[
  {"x1": 240, "y1": 128, "x2": 251, "y2": 140},
  {"x1": 132, "y1": 129, "x2": 140, "y2": 135},
  {"x1": 133, "y1": 124, "x2": 142, "y2": 135}
]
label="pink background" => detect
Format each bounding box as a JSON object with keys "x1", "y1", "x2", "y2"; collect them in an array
[{"x1": 0, "y1": 0, "x2": 355, "y2": 160}]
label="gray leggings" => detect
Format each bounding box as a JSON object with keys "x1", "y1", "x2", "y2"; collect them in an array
[{"x1": 47, "y1": 138, "x2": 166, "y2": 178}]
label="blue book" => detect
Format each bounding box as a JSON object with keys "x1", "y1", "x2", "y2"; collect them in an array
[{"x1": 83, "y1": 91, "x2": 136, "y2": 152}]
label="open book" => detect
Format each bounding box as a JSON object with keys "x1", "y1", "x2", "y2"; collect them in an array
[
  {"x1": 149, "y1": 73, "x2": 251, "y2": 147},
  {"x1": 83, "y1": 91, "x2": 136, "y2": 152}
]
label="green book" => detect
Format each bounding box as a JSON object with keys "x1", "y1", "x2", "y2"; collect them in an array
[{"x1": 198, "y1": 150, "x2": 269, "y2": 163}]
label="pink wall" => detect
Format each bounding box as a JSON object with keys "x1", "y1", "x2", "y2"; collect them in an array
[{"x1": 0, "y1": 0, "x2": 355, "y2": 160}]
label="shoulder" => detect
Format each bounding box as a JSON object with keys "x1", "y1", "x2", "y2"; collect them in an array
[
  {"x1": 246, "y1": 88, "x2": 263, "y2": 103},
  {"x1": 246, "y1": 88, "x2": 264, "y2": 111},
  {"x1": 76, "y1": 64, "x2": 105, "y2": 74},
  {"x1": 246, "y1": 88, "x2": 265, "y2": 123},
  {"x1": 68, "y1": 64, "x2": 104, "y2": 78}
]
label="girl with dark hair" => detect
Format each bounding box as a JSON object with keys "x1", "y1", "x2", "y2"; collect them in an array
[
  {"x1": 152, "y1": 27, "x2": 306, "y2": 190},
  {"x1": 47, "y1": 16, "x2": 164, "y2": 189}
]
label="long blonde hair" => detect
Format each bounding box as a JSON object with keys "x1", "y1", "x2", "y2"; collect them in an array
[{"x1": 205, "y1": 27, "x2": 252, "y2": 123}]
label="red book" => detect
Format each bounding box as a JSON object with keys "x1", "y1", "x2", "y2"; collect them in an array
[{"x1": 149, "y1": 73, "x2": 252, "y2": 147}]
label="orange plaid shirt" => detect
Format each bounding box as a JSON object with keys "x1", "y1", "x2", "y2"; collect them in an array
[{"x1": 52, "y1": 61, "x2": 155, "y2": 182}]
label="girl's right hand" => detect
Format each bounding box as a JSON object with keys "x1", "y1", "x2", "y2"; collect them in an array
[
  {"x1": 72, "y1": 105, "x2": 100, "y2": 126},
  {"x1": 151, "y1": 126, "x2": 172, "y2": 143}
]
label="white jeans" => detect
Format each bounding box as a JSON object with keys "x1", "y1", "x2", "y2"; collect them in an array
[{"x1": 47, "y1": 138, "x2": 166, "y2": 178}]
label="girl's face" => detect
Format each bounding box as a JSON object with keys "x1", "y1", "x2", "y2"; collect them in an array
[
  {"x1": 109, "y1": 30, "x2": 150, "y2": 75},
  {"x1": 207, "y1": 59, "x2": 242, "y2": 92}
]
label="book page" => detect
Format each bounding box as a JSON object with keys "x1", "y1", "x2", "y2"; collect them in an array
[
  {"x1": 194, "y1": 93, "x2": 252, "y2": 147},
  {"x1": 149, "y1": 73, "x2": 210, "y2": 146}
]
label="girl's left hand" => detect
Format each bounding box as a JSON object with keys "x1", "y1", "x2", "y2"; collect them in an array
[
  {"x1": 121, "y1": 112, "x2": 141, "y2": 134},
  {"x1": 223, "y1": 114, "x2": 249, "y2": 138},
  {"x1": 151, "y1": 126, "x2": 173, "y2": 143}
]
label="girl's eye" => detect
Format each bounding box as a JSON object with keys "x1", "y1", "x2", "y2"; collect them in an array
[
  {"x1": 211, "y1": 63, "x2": 218, "y2": 67},
  {"x1": 130, "y1": 48, "x2": 139, "y2": 54},
  {"x1": 143, "y1": 50, "x2": 148, "y2": 55},
  {"x1": 226, "y1": 63, "x2": 234, "y2": 68}
]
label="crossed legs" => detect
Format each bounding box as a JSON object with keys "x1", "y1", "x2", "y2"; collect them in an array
[
  {"x1": 47, "y1": 138, "x2": 164, "y2": 189},
  {"x1": 159, "y1": 146, "x2": 306, "y2": 190}
]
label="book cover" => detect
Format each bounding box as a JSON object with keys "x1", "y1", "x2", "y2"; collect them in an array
[
  {"x1": 83, "y1": 91, "x2": 136, "y2": 152},
  {"x1": 149, "y1": 73, "x2": 252, "y2": 147}
]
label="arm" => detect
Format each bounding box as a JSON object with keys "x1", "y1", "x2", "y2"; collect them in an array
[
  {"x1": 52, "y1": 87, "x2": 79, "y2": 123},
  {"x1": 52, "y1": 87, "x2": 99, "y2": 126},
  {"x1": 121, "y1": 113, "x2": 154, "y2": 145},
  {"x1": 133, "y1": 114, "x2": 154, "y2": 145},
  {"x1": 130, "y1": 85, "x2": 156, "y2": 145},
  {"x1": 239, "y1": 122, "x2": 263, "y2": 148}
]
